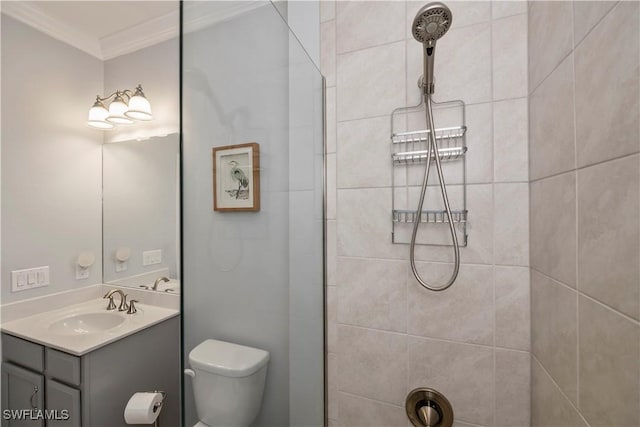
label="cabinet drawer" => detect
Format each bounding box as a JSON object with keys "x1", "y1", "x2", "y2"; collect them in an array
[
  {"x1": 45, "y1": 379, "x2": 80, "y2": 427},
  {"x1": 45, "y1": 348, "x2": 81, "y2": 387},
  {"x1": 2, "y1": 334, "x2": 44, "y2": 373}
]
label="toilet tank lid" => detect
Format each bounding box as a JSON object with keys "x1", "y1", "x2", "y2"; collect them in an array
[{"x1": 189, "y1": 339, "x2": 270, "y2": 377}]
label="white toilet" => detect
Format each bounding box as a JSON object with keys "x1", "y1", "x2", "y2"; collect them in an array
[{"x1": 185, "y1": 339, "x2": 269, "y2": 427}]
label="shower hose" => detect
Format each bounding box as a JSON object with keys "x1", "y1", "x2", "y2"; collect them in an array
[{"x1": 409, "y1": 93, "x2": 460, "y2": 291}]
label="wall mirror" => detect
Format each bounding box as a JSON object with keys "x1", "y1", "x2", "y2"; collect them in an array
[{"x1": 102, "y1": 134, "x2": 180, "y2": 293}]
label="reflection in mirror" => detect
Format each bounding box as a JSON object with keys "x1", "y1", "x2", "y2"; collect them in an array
[{"x1": 102, "y1": 134, "x2": 180, "y2": 293}]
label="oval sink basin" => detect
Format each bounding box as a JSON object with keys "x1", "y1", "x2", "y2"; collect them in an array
[{"x1": 48, "y1": 312, "x2": 125, "y2": 335}]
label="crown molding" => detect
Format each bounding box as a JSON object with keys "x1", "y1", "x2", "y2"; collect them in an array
[
  {"x1": 1, "y1": 1, "x2": 102, "y2": 59},
  {"x1": 181, "y1": 1, "x2": 267, "y2": 35},
  {"x1": 100, "y1": 9, "x2": 179, "y2": 61},
  {"x1": 2, "y1": 1, "x2": 267, "y2": 62}
]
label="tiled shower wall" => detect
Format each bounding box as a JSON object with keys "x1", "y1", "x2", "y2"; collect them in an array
[
  {"x1": 321, "y1": 2, "x2": 530, "y2": 425},
  {"x1": 528, "y1": 2, "x2": 640, "y2": 426}
]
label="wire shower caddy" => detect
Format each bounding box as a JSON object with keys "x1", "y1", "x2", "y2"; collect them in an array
[{"x1": 390, "y1": 99, "x2": 468, "y2": 246}]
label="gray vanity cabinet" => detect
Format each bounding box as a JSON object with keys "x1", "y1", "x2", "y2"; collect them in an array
[
  {"x1": 1, "y1": 316, "x2": 179, "y2": 427},
  {"x1": 45, "y1": 380, "x2": 81, "y2": 427},
  {"x1": 1, "y1": 362, "x2": 45, "y2": 427}
]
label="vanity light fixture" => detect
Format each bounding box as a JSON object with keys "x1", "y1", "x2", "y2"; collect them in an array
[{"x1": 87, "y1": 84, "x2": 152, "y2": 130}]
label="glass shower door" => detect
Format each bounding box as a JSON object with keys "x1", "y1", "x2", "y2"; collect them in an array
[{"x1": 181, "y1": 2, "x2": 325, "y2": 426}]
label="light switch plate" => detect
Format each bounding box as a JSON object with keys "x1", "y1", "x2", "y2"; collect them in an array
[
  {"x1": 143, "y1": 249, "x2": 162, "y2": 266},
  {"x1": 11, "y1": 266, "x2": 49, "y2": 292}
]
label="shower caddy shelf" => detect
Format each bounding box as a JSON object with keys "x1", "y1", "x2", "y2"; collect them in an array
[{"x1": 390, "y1": 99, "x2": 468, "y2": 246}]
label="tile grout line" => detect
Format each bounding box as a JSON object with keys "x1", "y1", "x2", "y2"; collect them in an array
[
  {"x1": 570, "y1": 3, "x2": 581, "y2": 412},
  {"x1": 531, "y1": 267, "x2": 640, "y2": 327},
  {"x1": 531, "y1": 354, "x2": 593, "y2": 427},
  {"x1": 489, "y1": 2, "x2": 498, "y2": 424},
  {"x1": 529, "y1": 151, "x2": 640, "y2": 184}
]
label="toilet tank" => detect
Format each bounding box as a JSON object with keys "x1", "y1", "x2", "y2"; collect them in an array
[{"x1": 188, "y1": 340, "x2": 269, "y2": 427}]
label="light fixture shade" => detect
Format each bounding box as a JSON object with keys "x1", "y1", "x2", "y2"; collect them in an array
[
  {"x1": 87, "y1": 100, "x2": 114, "y2": 129},
  {"x1": 106, "y1": 94, "x2": 133, "y2": 125},
  {"x1": 125, "y1": 86, "x2": 152, "y2": 121}
]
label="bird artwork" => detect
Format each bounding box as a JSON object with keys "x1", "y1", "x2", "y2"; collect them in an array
[{"x1": 227, "y1": 160, "x2": 249, "y2": 200}]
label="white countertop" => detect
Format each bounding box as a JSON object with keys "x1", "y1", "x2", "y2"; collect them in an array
[{"x1": 1, "y1": 298, "x2": 179, "y2": 356}]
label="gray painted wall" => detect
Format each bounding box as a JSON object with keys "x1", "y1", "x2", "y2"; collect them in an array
[
  {"x1": 102, "y1": 134, "x2": 179, "y2": 283},
  {"x1": 1, "y1": 15, "x2": 104, "y2": 303}
]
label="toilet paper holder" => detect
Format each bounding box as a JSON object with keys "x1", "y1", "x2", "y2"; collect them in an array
[
  {"x1": 125, "y1": 390, "x2": 166, "y2": 427},
  {"x1": 150, "y1": 391, "x2": 165, "y2": 427}
]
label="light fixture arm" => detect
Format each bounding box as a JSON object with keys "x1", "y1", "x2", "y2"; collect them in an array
[{"x1": 94, "y1": 85, "x2": 144, "y2": 103}]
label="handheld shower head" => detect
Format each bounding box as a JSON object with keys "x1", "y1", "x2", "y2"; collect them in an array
[{"x1": 412, "y1": 2, "x2": 453, "y2": 94}]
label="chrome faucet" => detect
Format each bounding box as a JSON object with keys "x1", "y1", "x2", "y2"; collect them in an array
[
  {"x1": 103, "y1": 289, "x2": 129, "y2": 312},
  {"x1": 152, "y1": 276, "x2": 170, "y2": 291}
]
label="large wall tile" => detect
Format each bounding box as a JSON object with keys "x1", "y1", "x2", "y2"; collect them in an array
[
  {"x1": 337, "y1": 393, "x2": 406, "y2": 427},
  {"x1": 529, "y1": 56, "x2": 575, "y2": 181},
  {"x1": 492, "y1": 1, "x2": 526, "y2": 20},
  {"x1": 337, "y1": 257, "x2": 407, "y2": 333},
  {"x1": 531, "y1": 271, "x2": 578, "y2": 404},
  {"x1": 578, "y1": 155, "x2": 639, "y2": 320},
  {"x1": 337, "y1": 41, "x2": 405, "y2": 121},
  {"x1": 407, "y1": 22, "x2": 492, "y2": 106},
  {"x1": 337, "y1": 325, "x2": 407, "y2": 405},
  {"x1": 320, "y1": 0, "x2": 335, "y2": 23},
  {"x1": 494, "y1": 183, "x2": 529, "y2": 266},
  {"x1": 326, "y1": 153, "x2": 336, "y2": 219},
  {"x1": 496, "y1": 349, "x2": 530, "y2": 427},
  {"x1": 336, "y1": 1, "x2": 405, "y2": 54},
  {"x1": 327, "y1": 286, "x2": 337, "y2": 353},
  {"x1": 326, "y1": 87, "x2": 336, "y2": 153},
  {"x1": 494, "y1": 98, "x2": 528, "y2": 183},
  {"x1": 495, "y1": 266, "x2": 530, "y2": 351},
  {"x1": 337, "y1": 116, "x2": 392, "y2": 188},
  {"x1": 573, "y1": 0, "x2": 617, "y2": 46},
  {"x1": 530, "y1": 172, "x2": 577, "y2": 287},
  {"x1": 408, "y1": 263, "x2": 493, "y2": 345},
  {"x1": 492, "y1": 13, "x2": 527, "y2": 100},
  {"x1": 327, "y1": 353, "x2": 338, "y2": 420},
  {"x1": 531, "y1": 357, "x2": 587, "y2": 427},
  {"x1": 575, "y1": 1, "x2": 640, "y2": 167},
  {"x1": 327, "y1": 220, "x2": 337, "y2": 286},
  {"x1": 408, "y1": 337, "x2": 494, "y2": 425},
  {"x1": 528, "y1": 1, "x2": 573, "y2": 90},
  {"x1": 578, "y1": 296, "x2": 640, "y2": 427},
  {"x1": 321, "y1": 20, "x2": 336, "y2": 88},
  {"x1": 337, "y1": 187, "x2": 405, "y2": 259}
]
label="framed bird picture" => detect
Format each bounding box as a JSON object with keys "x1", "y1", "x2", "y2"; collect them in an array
[{"x1": 212, "y1": 142, "x2": 260, "y2": 212}]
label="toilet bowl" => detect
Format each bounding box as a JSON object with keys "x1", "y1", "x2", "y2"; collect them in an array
[{"x1": 185, "y1": 339, "x2": 269, "y2": 427}]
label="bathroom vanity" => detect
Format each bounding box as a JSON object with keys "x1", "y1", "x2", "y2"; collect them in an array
[{"x1": 0, "y1": 290, "x2": 180, "y2": 427}]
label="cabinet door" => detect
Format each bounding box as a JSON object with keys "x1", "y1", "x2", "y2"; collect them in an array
[
  {"x1": 1, "y1": 362, "x2": 44, "y2": 427},
  {"x1": 45, "y1": 380, "x2": 80, "y2": 427}
]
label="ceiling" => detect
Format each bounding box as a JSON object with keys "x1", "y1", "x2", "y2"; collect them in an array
[
  {"x1": 30, "y1": 1, "x2": 178, "y2": 40},
  {"x1": 3, "y1": 1, "x2": 264, "y2": 60}
]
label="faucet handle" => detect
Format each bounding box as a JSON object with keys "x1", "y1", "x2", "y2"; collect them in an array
[
  {"x1": 118, "y1": 294, "x2": 129, "y2": 312},
  {"x1": 127, "y1": 300, "x2": 139, "y2": 315},
  {"x1": 105, "y1": 296, "x2": 117, "y2": 311}
]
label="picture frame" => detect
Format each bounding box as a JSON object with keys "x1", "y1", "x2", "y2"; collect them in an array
[{"x1": 212, "y1": 142, "x2": 260, "y2": 212}]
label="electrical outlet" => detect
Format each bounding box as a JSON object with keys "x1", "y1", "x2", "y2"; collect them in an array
[
  {"x1": 115, "y1": 261, "x2": 128, "y2": 272},
  {"x1": 143, "y1": 249, "x2": 162, "y2": 266},
  {"x1": 11, "y1": 266, "x2": 49, "y2": 292},
  {"x1": 75, "y1": 264, "x2": 90, "y2": 280}
]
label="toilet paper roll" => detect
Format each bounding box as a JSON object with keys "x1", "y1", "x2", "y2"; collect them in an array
[{"x1": 124, "y1": 392, "x2": 163, "y2": 424}]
